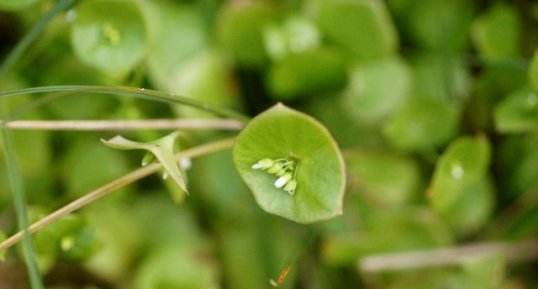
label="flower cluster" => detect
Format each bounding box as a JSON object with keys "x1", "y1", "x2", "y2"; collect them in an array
[{"x1": 251, "y1": 157, "x2": 299, "y2": 195}]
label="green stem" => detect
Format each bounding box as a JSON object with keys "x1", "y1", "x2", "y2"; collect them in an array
[
  {"x1": 0, "y1": 85, "x2": 251, "y2": 122},
  {"x1": 0, "y1": 137, "x2": 236, "y2": 253},
  {"x1": 0, "y1": 1, "x2": 80, "y2": 288}
]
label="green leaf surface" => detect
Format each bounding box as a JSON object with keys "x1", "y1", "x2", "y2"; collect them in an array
[
  {"x1": 233, "y1": 104, "x2": 345, "y2": 223},
  {"x1": 134, "y1": 244, "x2": 218, "y2": 289},
  {"x1": 407, "y1": 0, "x2": 473, "y2": 51},
  {"x1": 217, "y1": 2, "x2": 279, "y2": 67},
  {"x1": 263, "y1": 15, "x2": 321, "y2": 60},
  {"x1": 429, "y1": 135, "x2": 491, "y2": 213},
  {"x1": 316, "y1": 0, "x2": 398, "y2": 60},
  {"x1": 0, "y1": 0, "x2": 40, "y2": 11},
  {"x1": 322, "y1": 207, "x2": 452, "y2": 265},
  {"x1": 345, "y1": 149, "x2": 421, "y2": 206},
  {"x1": 531, "y1": 49, "x2": 538, "y2": 93},
  {"x1": 411, "y1": 54, "x2": 471, "y2": 101},
  {"x1": 494, "y1": 89, "x2": 538, "y2": 133},
  {"x1": 342, "y1": 56, "x2": 412, "y2": 123},
  {"x1": 34, "y1": 214, "x2": 100, "y2": 263},
  {"x1": 383, "y1": 97, "x2": 460, "y2": 152},
  {"x1": 83, "y1": 202, "x2": 142, "y2": 281},
  {"x1": 142, "y1": 0, "x2": 208, "y2": 90},
  {"x1": 442, "y1": 177, "x2": 495, "y2": 236},
  {"x1": 101, "y1": 131, "x2": 188, "y2": 199},
  {"x1": 471, "y1": 3, "x2": 521, "y2": 60},
  {"x1": 267, "y1": 48, "x2": 347, "y2": 101},
  {"x1": 167, "y1": 51, "x2": 240, "y2": 119},
  {"x1": 70, "y1": 0, "x2": 146, "y2": 76}
]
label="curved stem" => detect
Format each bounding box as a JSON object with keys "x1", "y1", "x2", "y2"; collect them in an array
[
  {"x1": 0, "y1": 137, "x2": 235, "y2": 253},
  {"x1": 0, "y1": 86, "x2": 251, "y2": 122},
  {"x1": 1, "y1": 119, "x2": 244, "y2": 131},
  {"x1": 0, "y1": 1, "x2": 80, "y2": 288}
]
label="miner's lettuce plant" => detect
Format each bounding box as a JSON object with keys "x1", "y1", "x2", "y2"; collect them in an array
[{"x1": 1, "y1": 0, "x2": 538, "y2": 288}]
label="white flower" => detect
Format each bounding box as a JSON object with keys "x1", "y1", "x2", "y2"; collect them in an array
[
  {"x1": 252, "y1": 158, "x2": 274, "y2": 169},
  {"x1": 274, "y1": 173, "x2": 292, "y2": 189}
]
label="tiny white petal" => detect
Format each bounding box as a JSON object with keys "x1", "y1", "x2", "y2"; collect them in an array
[
  {"x1": 252, "y1": 163, "x2": 264, "y2": 169},
  {"x1": 274, "y1": 173, "x2": 291, "y2": 189},
  {"x1": 274, "y1": 176, "x2": 288, "y2": 188}
]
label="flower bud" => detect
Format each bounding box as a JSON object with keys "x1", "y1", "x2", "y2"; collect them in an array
[
  {"x1": 274, "y1": 173, "x2": 292, "y2": 189},
  {"x1": 252, "y1": 158, "x2": 274, "y2": 170},
  {"x1": 283, "y1": 180, "x2": 297, "y2": 195}
]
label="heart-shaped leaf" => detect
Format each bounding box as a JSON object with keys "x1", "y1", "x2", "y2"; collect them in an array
[
  {"x1": 101, "y1": 131, "x2": 188, "y2": 200},
  {"x1": 233, "y1": 104, "x2": 345, "y2": 223}
]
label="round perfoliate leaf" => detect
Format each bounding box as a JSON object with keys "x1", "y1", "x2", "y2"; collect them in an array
[
  {"x1": 233, "y1": 104, "x2": 345, "y2": 223},
  {"x1": 70, "y1": 0, "x2": 146, "y2": 76}
]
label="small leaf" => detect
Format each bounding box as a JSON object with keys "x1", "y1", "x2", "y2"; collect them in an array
[
  {"x1": 342, "y1": 56, "x2": 412, "y2": 123},
  {"x1": 267, "y1": 48, "x2": 346, "y2": 101},
  {"x1": 101, "y1": 131, "x2": 188, "y2": 198},
  {"x1": 233, "y1": 104, "x2": 345, "y2": 223},
  {"x1": 263, "y1": 15, "x2": 321, "y2": 60},
  {"x1": 471, "y1": 3, "x2": 522, "y2": 60},
  {"x1": 316, "y1": 0, "x2": 398, "y2": 60},
  {"x1": 70, "y1": 0, "x2": 146, "y2": 76},
  {"x1": 217, "y1": 2, "x2": 279, "y2": 67},
  {"x1": 345, "y1": 149, "x2": 421, "y2": 206},
  {"x1": 429, "y1": 135, "x2": 491, "y2": 213},
  {"x1": 383, "y1": 97, "x2": 460, "y2": 152},
  {"x1": 494, "y1": 88, "x2": 538, "y2": 133}
]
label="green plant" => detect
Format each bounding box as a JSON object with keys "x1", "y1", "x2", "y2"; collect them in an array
[{"x1": 1, "y1": 0, "x2": 538, "y2": 288}]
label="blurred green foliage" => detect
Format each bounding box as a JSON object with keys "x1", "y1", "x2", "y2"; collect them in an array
[{"x1": 0, "y1": 0, "x2": 538, "y2": 288}]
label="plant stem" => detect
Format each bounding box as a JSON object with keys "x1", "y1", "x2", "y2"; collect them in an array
[
  {"x1": 0, "y1": 119, "x2": 244, "y2": 131},
  {"x1": 0, "y1": 1, "x2": 80, "y2": 287},
  {"x1": 0, "y1": 86, "x2": 251, "y2": 122},
  {"x1": 359, "y1": 238, "x2": 538, "y2": 272},
  {"x1": 0, "y1": 128, "x2": 44, "y2": 289},
  {"x1": 0, "y1": 137, "x2": 235, "y2": 253}
]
